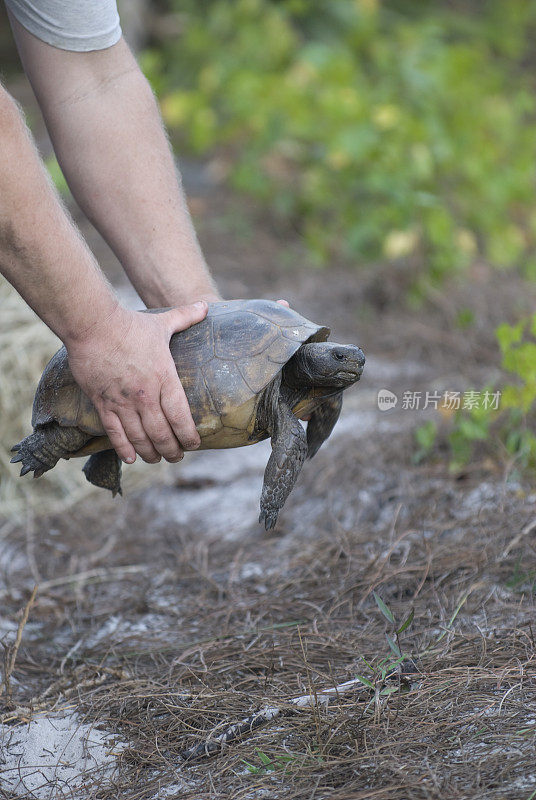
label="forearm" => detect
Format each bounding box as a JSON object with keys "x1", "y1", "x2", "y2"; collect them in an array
[
  {"x1": 0, "y1": 86, "x2": 119, "y2": 345},
  {"x1": 10, "y1": 23, "x2": 220, "y2": 308},
  {"x1": 51, "y1": 61, "x2": 220, "y2": 308}
]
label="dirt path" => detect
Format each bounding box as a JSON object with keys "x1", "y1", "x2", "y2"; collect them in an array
[{"x1": 2, "y1": 75, "x2": 536, "y2": 800}]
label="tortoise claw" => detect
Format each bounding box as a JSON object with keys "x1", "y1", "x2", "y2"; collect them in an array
[
  {"x1": 259, "y1": 509, "x2": 279, "y2": 530},
  {"x1": 20, "y1": 465, "x2": 32, "y2": 477},
  {"x1": 10, "y1": 454, "x2": 22, "y2": 464},
  {"x1": 11, "y1": 443, "x2": 20, "y2": 453}
]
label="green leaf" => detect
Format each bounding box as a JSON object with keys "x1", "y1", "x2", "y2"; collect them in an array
[
  {"x1": 242, "y1": 759, "x2": 261, "y2": 774},
  {"x1": 276, "y1": 755, "x2": 294, "y2": 764},
  {"x1": 373, "y1": 591, "x2": 395, "y2": 624},
  {"x1": 415, "y1": 422, "x2": 436, "y2": 451},
  {"x1": 496, "y1": 320, "x2": 525, "y2": 353},
  {"x1": 380, "y1": 685, "x2": 400, "y2": 696},
  {"x1": 413, "y1": 421, "x2": 437, "y2": 464},
  {"x1": 354, "y1": 674, "x2": 374, "y2": 689},
  {"x1": 256, "y1": 749, "x2": 273, "y2": 766},
  {"x1": 396, "y1": 608, "x2": 415, "y2": 635},
  {"x1": 455, "y1": 308, "x2": 475, "y2": 329},
  {"x1": 386, "y1": 634, "x2": 402, "y2": 658}
]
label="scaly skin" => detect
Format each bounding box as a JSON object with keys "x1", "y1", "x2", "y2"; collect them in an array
[
  {"x1": 83, "y1": 450, "x2": 123, "y2": 496},
  {"x1": 306, "y1": 392, "x2": 343, "y2": 459},
  {"x1": 11, "y1": 424, "x2": 90, "y2": 478},
  {"x1": 259, "y1": 398, "x2": 308, "y2": 530}
]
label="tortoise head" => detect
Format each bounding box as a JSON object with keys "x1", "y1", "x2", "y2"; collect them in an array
[{"x1": 284, "y1": 342, "x2": 365, "y2": 388}]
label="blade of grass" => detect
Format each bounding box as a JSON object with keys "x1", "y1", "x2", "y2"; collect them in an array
[
  {"x1": 373, "y1": 591, "x2": 395, "y2": 624},
  {"x1": 397, "y1": 608, "x2": 414, "y2": 634}
]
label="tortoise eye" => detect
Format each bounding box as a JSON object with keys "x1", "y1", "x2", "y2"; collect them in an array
[{"x1": 334, "y1": 351, "x2": 345, "y2": 361}]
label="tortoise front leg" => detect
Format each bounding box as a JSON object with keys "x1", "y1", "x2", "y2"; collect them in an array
[
  {"x1": 259, "y1": 400, "x2": 307, "y2": 530},
  {"x1": 306, "y1": 391, "x2": 343, "y2": 459}
]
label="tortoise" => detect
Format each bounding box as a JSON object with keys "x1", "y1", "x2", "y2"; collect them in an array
[{"x1": 12, "y1": 299, "x2": 365, "y2": 529}]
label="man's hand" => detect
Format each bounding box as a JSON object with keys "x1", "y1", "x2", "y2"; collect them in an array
[{"x1": 66, "y1": 301, "x2": 209, "y2": 465}]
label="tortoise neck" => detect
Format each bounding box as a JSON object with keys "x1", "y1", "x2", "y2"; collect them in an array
[
  {"x1": 282, "y1": 347, "x2": 316, "y2": 388},
  {"x1": 255, "y1": 374, "x2": 283, "y2": 435}
]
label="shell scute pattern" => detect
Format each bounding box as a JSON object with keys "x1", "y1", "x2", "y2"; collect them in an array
[
  {"x1": 200, "y1": 358, "x2": 246, "y2": 418},
  {"x1": 170, "y1": 313, "x2": 214, "y2": 358},
  {"x1": 189, "y1": 373, "x2": 223, "y2": 440},
  {"x1": 236, "y1": 358, "x2": 277, "y2": 395},
  {"x1": 212, "y1": 310, "x2": 279, "y2": 360},
  {"x1": 247, "y1": 300, "x2": 305, "y2": 328}
]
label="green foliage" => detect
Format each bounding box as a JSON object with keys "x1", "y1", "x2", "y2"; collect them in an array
[
  {"x1": 425, "y1": 314, "x2": 536, "y2": 472},
  {"x1": 448, "y1": 400, "x2": 493, "y2": 471},
  {"x1": 413, "y1": 419, "x2": 437, "y2": 464},
  {"x1": 147, "y1": 0, "x2": 536, "y2": 280},
  {"x1": 368, "y1": 592, "x2": 414, "y2": 680},
  {"x1": 396, "y1": 607, "x2": 415, "y2": 635},
  {"x1": 497, "y1": 318, "x2": 536, "y2": 414},
  {"x1": 496, "y1": 315, "x2": 536, "y2": 470},
  {"x1": 354, "y1": 593, "x2": 415, "y2": 703},
  {"x1": 242, "y1": 748, "x2": 297, "y2": 774},
  {"x1": 373, "y1": 590, "x2": 395, "y2": 623},
  {"x1": 455, "y1": 308, "x2": 475, "y2": 330},
  {"x1": 357, "y1": 653, "x2": 406, "y2": 698}
]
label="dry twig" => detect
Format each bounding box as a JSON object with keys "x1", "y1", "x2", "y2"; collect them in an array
[{"x1": 1, "y1": 584, "x2": 37, "y2": 704}]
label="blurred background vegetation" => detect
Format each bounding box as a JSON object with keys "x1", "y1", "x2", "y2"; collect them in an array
[
  {"x1": 144, "y1": 0, "x2": 536, "y2": 283},
  {"x1": 142, "y1": 0, "x2": 536, "y2": 473}
]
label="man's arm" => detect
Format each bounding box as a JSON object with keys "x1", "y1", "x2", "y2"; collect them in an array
[
  {"x1": 0, "y1": 84, "x2": 208, "y2": 466},
  {"x1": 8, "y1": 17, "x2": 220, "y2": 309}
]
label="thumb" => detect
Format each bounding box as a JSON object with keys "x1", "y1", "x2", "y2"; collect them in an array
[{"x1": 162, "y1": 301, "x2": 208, "y2": 337}]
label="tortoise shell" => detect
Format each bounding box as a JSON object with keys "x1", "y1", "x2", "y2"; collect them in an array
[{"x1": 32, "y1": 299, "x2": 330, "y2": 451}]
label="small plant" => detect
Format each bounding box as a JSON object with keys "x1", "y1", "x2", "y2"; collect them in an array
[
  {"x1": 413, "y1": 419, "x2": 437, "y2": 464},
  {"x1": 242, "y1": 748, "x2": 300, "y2": 774},
  {"x1": 413, "y1": 314, "x2": 536, "y2": 473},
  {"x1": 447, "y1": 399, "x2": 493, "y2": 471},
  {"x1": 355, "y1": 592, "x2": 415, "y2": 698},
  {"x1": 456, "y1": 316, "x2": 536, "y2": 471}
]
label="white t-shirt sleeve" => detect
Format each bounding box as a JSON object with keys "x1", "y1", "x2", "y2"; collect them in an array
[{"x1": 4, "y1": 0, "x2": 122, "y2": 52}]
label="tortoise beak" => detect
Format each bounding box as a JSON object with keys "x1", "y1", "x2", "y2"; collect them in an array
[
  {"x1": 354, "y1": 347, "x2": 366, "y2": 369},
  {"x1": 353, "y1": 347, "x2": 365, "y2": 377},
  {"x1": 335, "y1": 346, "x2": 365, "y2": 382},
  {"x1": 335, "y1": 368, "x2": 363, "y2": 383}
]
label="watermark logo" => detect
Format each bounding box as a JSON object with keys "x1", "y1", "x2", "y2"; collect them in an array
[
  {"x1": 377, "y1": 388, "x2": 502, "y2": 412},
  {"x1": 377, "y1": 389, "x2": 398, "y2": 411}
]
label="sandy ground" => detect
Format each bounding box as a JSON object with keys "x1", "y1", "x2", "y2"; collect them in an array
[{"x1": 1, "y1": 73, "x2": 536, "y2": 800}]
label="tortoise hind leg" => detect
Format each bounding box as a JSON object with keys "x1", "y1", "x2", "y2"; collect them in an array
[
  {"x1": 306, "y1": 392, "x2": 343, "y2": 459},
  {"x1": 259, "y1": 400, "x2": 307, "y2": 530},
  {"x1": 11, "y1": 424, "x2": 90, "y2": 478},
  {"x1": 83, "y1": 450, "x2": 122, "y2": 497}
]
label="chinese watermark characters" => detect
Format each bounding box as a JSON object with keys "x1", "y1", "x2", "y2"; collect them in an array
[{"x1": 378, "y1": 389, "x2": 501, "y2": 411}]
